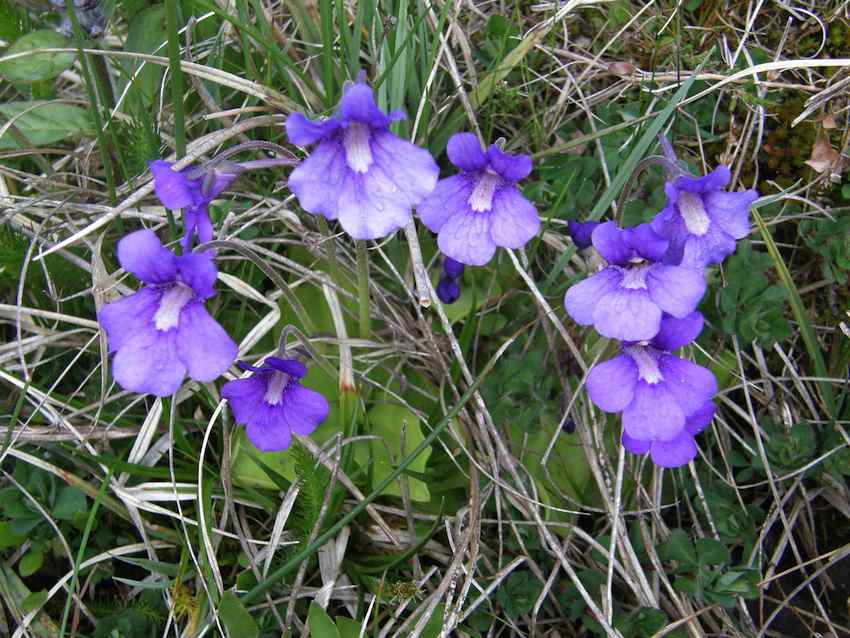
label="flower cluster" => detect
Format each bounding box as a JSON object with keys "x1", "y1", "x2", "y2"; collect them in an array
[
  {"x1": 96, "y1": 72, "x2": 753, "y2": 470},
  {"x1": 564, "y1": 153, "x2": 758, "y2": 467},
  {"x1": 98, "y1": 150, "x2": 329, "y2": 451},
  {"x1": 286, "y1": 80, "x2": 541, "y2": 269},
  {"x1": 99, "y1": 77, "x2": 544, "y2": 452}
]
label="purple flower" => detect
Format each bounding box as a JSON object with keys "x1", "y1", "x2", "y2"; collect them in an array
[
  {"x1": 97, "y1": 230, "x2": 238, "y2": 397},
  {"x1": 563, "y1": 221, "x2": 706, "y2": 342},
  {"x1": 285, "y1": 80, "x2": 439, "y2": 240},
  {"x1": 437, "y1": 277, "x2": 461, "y2": 304},
  {"x1": 222, "y1": 357, "x2": 330, "y2": 452},
  {"x1": 149, "y1": 160, "x2": 239, "y2": 251},
  {"x1": 567, "y1": 220, "x2": 599, "y2": 250},
  {"x1": 586, "y1": 313, "x2": 717, "y2": 468},
  {"x1": 651, "y1": 165, "x2": 759, "y2": 268},
  {"x1": 418, "y1": 133, "x2": 541, "y2": 266}
]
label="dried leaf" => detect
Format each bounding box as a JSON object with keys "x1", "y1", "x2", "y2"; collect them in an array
[{"x1": 805, "y1": 138, "x2": 840, "y2": 174}]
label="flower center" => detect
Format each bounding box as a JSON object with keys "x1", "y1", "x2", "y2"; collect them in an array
[
  {"x1": 153, "y1": 284, "x2": 194, "y2": 331},
  {"x1": 625, "y1": 346, "x2": 663, "y2": 384},
  {"x1": 621, "y1": 264, "x2": 650, "y2": 290},
  {"x1": 343, "y1": 122, "x2": 373, "y2": 173},
  {"x1": 264, "y1": 371, "x2": 291, "y2": 406},
  {"x1": 468, "y1": 171, "x2": 501, "y2": 212},
  {"x1": 678, "y1": 191, "x2": 711, "y2": 236}
]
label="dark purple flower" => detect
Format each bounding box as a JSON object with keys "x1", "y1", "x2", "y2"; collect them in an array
[
  {"x1": 97, "y1": 230, "x2": 238, "y2": 397},
  {"x1": 651, "y1": 165, "x2": 759, "y2": 268},
  {"x1": 586, "y1": 313, "x2": 716, "y2": 468},
  {"x1": 567, "y1": 219, "x2": 599, "y2": 250},
  {"x1": 149, "y1": 160, "x2": 239, "y2": 251},
  {"x1": 222, "y1": 357, "x2": 330, "y2": 452},
  {"x1": 437, "y1": 277, "x2": 461, "y2": 304},
  {"x1": 285, "y1": 80, "x2": 439, "y2": 240},
  {"x1": 442, "y1": 256, "x2": 465, "y2": 279},
  {"x1": 418, "y1": 133, "x2": 540, "y2": 266},
  {"x1": 563, "y1": 221, "x2": 706, "y2": 342}
]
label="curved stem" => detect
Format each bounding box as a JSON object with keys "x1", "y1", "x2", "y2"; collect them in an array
[{"x1": 614, "y1": 154, "x2": 685, "y2": 217}]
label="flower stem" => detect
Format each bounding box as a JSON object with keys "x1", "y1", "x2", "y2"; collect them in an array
[
  {"x1": 355, "y1": 240, "x2": 370, "y2": 339},
  {"x1": 165, "y1": 0, "x2": 186, "y2": 159},
  {"x1": 164, "y1": 0, "x2": 186, "y2": 244}
]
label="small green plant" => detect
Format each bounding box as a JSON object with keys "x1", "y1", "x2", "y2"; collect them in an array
[
  {"x1": 661, "y1": 529, "x2": 759, "y2": 608},
  {"x1": 714, "y1": 240, "x2": 791, "y2": 346},
  {"x1": 800, "y1": 215, "x2": 850, "y2": 284}
]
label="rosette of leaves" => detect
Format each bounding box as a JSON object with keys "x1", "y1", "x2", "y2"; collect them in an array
[
  {"x1": 715, "y1": 240, "x2": 791, "y2": 346},
  {"x1": 800, "y1": 215, "x2": 850, "y2": 285}
]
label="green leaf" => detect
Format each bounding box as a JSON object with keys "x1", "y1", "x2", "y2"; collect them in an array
[
  {"x1": 356, "y1": 404, "x2": 432, "y2": 502},
  {"x1": 218, "y1": 591, "x2": 259, "y2": 638},
  {"x1": 335, "y1": 616, "x2": 362, "y2": 638},
  {"x1": 0, "y1": 521, "x2": 27, "y2": 549},
  {"x1": 18, "y1": 551, "x2": 43, "y2": 578},
  {"x1": 663, "y1": 529, "x2": 697, "y2": 565},
  {"x1": 52, "y1": 486, "x2": 86, "y2": 520},
  {"x1": 695, "y1": 538, "x2": 730, "y2": 566},
  {"x1": 420, "y1": 603, "x2": 446, "y2": 638},
  {"x1": 497, "y1": 573, "x2": 541, "y2": 620},
  {"x1": 674, "y1": 577, "x2": 699, "y2": 596},
  {"x1": 22, "y1": 589, "x2": 48, "y2": 613},
  {"x1": 0, "y1": 101, "x2": 92, "y2": 150},
  {"x1": 120, "y1": 6, "x2": 167, "y2": 108},
  {"x1": 0, "y1": 31, "x2": 76, "y2": 83},
  {"x1": 308, "y1": 602, "x2": 341, "y2": 638}
]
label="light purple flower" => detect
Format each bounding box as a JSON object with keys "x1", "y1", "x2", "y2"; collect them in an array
[
  {"x1": 222, "y1": 357, "x2": 330, "y2": 452},
  {"x1": 285, "y1": 80, "x2": 439, "y2": 240},
  {"x1": 97, "y1": 230, "x2": 238, "y2": 397},
  {"x1": 651, "y1": 165, "x2": 759, "y2": 268},
  {"x1": 418, "y1": 133, "x2": 541, "y2": 266},
  {"x1": 563, "y1": 221, "x2": 706, "y2": 342},
  {"x1": 149, "y1": 160, "x2": 238, "y2": 251},
  {"x1": 567, "y1": 220, "x2": 599, "y2": 250},
  {"x1": 586, "y1": 312, "x2": 717, "y2": 468}
]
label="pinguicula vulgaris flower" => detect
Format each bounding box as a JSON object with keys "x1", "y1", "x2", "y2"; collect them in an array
[
  {"x1": 651, "y1": 165, "x2": 759, "y2": 268},
  {"x1": 222, "y1": 357, "x2": 330, "y2": 452},
  {"x1": 149, "y1": 160, "x2": 239, "y2": 252},
  {"x1": 97, "y1": 230, "x2": 238, "y2": 397},
  {"x1": 563, "y1": 221, "x2": 706, "y2": 342},
  {"x1": 567, "y1": 219, "x2": 599, "y2": 250},
  {"x1": 587, "y1": 312, "x2": 716, "y2": 468},
  {"x1": 437, "y1": 256, "x2": 465, "y2": 304},
  {"x1": 418, "y1": 132, "x2": 541, "y2": 266},
  {"x1": 285, "y1": 79, "x2": 439, "y2": 240}
]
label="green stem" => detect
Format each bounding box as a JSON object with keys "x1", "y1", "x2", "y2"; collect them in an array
[
  {"x1": 165, "y1": 0, "x2": 186, "y2": 158},
  {"x1": 356, "y1": 240, "x2": 370, "y2": 339},
  {"x1": 164, "y1": 0, "x2": 186, "y2": 244}
]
